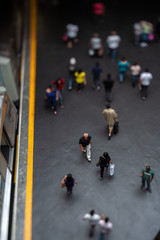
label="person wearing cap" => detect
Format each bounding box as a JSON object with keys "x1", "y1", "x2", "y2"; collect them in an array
[
  {"x1": 67, "y1": 57, "x2": 77, "y2": 91},
  {"x1": 140, "y1": 165, "x2": 154, "y2": 193},
  {"x1": 79, "y1": 133, "x2": 92, "y2": 162},
  {"x1": 102, "y1": 104, "x2": 117, "y2": 140}
]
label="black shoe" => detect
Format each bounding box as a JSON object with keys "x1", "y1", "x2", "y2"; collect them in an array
[
  {"x1": 141, "y1": 184, "x2": 145, "y2": 189},
  {"x1": 108, "y1": 135, "x2": 111, "y2": 140},
  {"x1": 146, "y1": 188, "x2": 152, "y2": 193}
]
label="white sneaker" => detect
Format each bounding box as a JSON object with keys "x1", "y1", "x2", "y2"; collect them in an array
[{"x1": 87, "y1": 158, "x2": 91, "y2": 162}]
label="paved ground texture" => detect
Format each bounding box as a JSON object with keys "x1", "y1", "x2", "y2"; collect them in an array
[{"x1": 33, "y1": 1, "x2": 160, "y2": 240}]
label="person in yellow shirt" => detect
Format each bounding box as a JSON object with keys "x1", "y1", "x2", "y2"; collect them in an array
[{"x1": 74, "y1": 69, "x2": 87, "y2": 93}]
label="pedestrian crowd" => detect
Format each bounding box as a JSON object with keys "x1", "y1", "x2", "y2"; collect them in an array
[{"x1": 44, "y1": 7, "x2": 157, "y2": 239}]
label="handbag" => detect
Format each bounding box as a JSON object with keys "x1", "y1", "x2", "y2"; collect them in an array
[
  {"x1": 61, "y1": 176, "x2": 66, "y2": 188},
  {"x1": 62, "y1": 34, "x2": 68, "y2": 42},
  {"x1": 148, "y1": 34, "x2": 154, "y2": 41}
]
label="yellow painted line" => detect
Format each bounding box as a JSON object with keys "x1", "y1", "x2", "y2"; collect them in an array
[
  {"x1": 24, "y1": 0, "x2": 37, "y2": 239},
  {"x1": 14, "y1": 134, "x2": 19, "y2": 184}
]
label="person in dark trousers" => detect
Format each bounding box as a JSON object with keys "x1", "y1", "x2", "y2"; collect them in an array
[
  {"x1": 83, "y1": 209, "x2": 101, "y2": 237},
  {"x1": 140, "y1": 165, "x2": 154, "y2": 193},
  {"x1": 52, "y1": 78, "x2": 65, "y2": 108},
  {"x1": 66, "y1": 57, "x2": 77, "y2": 91},
  {"x1": 63, "y1": 173, "x2": 77, "y2": 195},
  {"x1": 102, "y1": 73, "x2": 114, "y2": 102},
  {"x1": 79, "y1": 133, "x2": 92, "y2": 161},
  {"x1": 96, "y1": 152, "x2": 112, "y2": 180},
  {"x1": 45, "y1": 85, "x2": 58, "y2": 114},
  {"x1": 92, "y1": 62, "x2": 103, "y2": 90},
  {"x1": 139, "y1": 68, "x2": 152, "y2": 101}
]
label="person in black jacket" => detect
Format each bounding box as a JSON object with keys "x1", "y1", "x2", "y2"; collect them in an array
[
  {"x1": 96, "y1": 152, "x2": 112, "y2": 180},
  {"x1": 102, "y1": 73, "x2": 114, "y2": 102}
]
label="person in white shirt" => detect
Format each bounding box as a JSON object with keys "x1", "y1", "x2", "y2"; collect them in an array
[
  {"x1": 130, "y1": 62, "x2": 141, "y2": 87},
  {"x1": 139, "y1": 68, "x2": 153, "y2": 100},
  {"x1": 89, "y1": 33, "x2": 103, "y2": 57},
  {"x1": 66, "y1": 23, "x2": 79, "y2": 48},
  {"x1": 106, "y1": 31, "x2": 121, "y2": 61},
  {"x1": 98, "y1": 217, "x2": 113, "y2": 240},
  {"x1": 83, "y1": 209, "x2": 101, "y2": 237}
]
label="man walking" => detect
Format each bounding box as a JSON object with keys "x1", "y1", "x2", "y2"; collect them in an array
[
  {"x1": 102, "y1": 73, "x2": 114, "y2": 102},
  {"x1": 106, "y1": 31, "x2": 121, "y2": 61},
  {"x1": 102, "y1": 104, "x2": 117, "y2": 140},
  {"x1": 79, "y1": 133, "x2": 92, "y2": 161},
  {"x1": 139, "y1": 68, "x2": 152, "y2": 100},
  {"x1": 140, "y1": 165, "x2": 154, "y2": 193},
  {"x1": 83, "y1": 209, "x2": 101, "y2": 237}
]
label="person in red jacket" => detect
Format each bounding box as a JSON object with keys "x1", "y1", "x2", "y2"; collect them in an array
[{"x1": 52, "y1": 78, "x2": 65, "y2": 108}]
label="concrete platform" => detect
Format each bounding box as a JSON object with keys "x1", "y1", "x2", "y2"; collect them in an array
[{"x1": 31, "y1": 1, "x2": 160, "y2": 240}]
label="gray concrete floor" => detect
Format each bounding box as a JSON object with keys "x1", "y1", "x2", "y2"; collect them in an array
[{"x1": 33, "y1": 2, "x2": 160, "y2": 240}]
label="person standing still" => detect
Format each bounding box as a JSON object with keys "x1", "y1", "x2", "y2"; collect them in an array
[
  {"x1": 83, "y1": 210, "x2": 101, "y2": 237},
  {"x1": 102, "y1": 73, "x2": 114, "y2": 102},
  {"x1": 140, "y1": 165, "x2": 154, "y2": 193},
  {"x1": 139, "y1": 68, "x2": 152, "y2": 100},
  {"x1": 102, "y1": 103, "x2": 117, "y2": 140},
  {"x1": 96, "y1": 152, "x2": 112, "y2": 180},
  {"x1": 92, "y1": 62, "x2": 103, "y2": 90},
  {"x1": 79, "y1": 133, "x2": 92, "y2": 161},
  {"x1": 106, "y1": 31, "x2": 121, "y2": 61},
  {"x1": 118, "y1": 57, "x2": 130, "y2": 83}
]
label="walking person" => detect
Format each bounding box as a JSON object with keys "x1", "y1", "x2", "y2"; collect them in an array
[
  {"x1": 92, "y1": 0, "x2": 105, "y2": 27},
  {"x1": 139, "y1": 68, "x2": 152, "y2": 100},
  {"x1": 45, "y1": 84, "x2": 58, "y2": 115},
  {"x1": 89, "y1": 33, "x2": 104, "y2": 57},
  {"x1": 130, "y1": 62, "x2": 141, "y2": 87},
  {"x1": 106, "y1": 31, "x2": 121, "y2": 61},
  {"x1": 102, "y1": 103, "x2": 117, "y2": 140},
  {"x1": 118, "y1": 57, "x2": 130, "y2": 83},
  {"x1": 74, "y1": 69, "x2": 87, "y2": 93},
  {"x1": 96, "y1": 152, "x2": 112, "y2": 180},
  {"x1": 79, "y1": 133, "x2": 92, "y2": 162},
  {"x1": 133, "y1": 21, "x2": 142, "y2": 46},
  {"x1": 65, "y1": 23, "x2": 79, "y2": 48},
  {"x1": 66, "y1": 57, "x2": 77, "y2": 91},
  {"x1": 52, "y1": 78, "x2": 65, "y2": 108},
  {"x1": 140, "y1": 166, "x2": 154, "y2": 193},
  {"x1": 83, "y1": 209, "x2": 101, "y2": 237},
  {"x1": 98, "y1": 216, "x2": 113, "y2": 240},
  {"x1": 92, "y1": 61, "x2": 103, "y2": 90},
  {"x1": 102, "y1": 73, "x2": 114, "y2": 102},
  {"x1": 61, "y1": 173, "x2": 77, "y2": 195}
]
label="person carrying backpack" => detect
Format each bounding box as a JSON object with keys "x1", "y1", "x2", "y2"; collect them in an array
[{"x1": 96, "y1": 152, "x2": 112, "y2": 180}]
